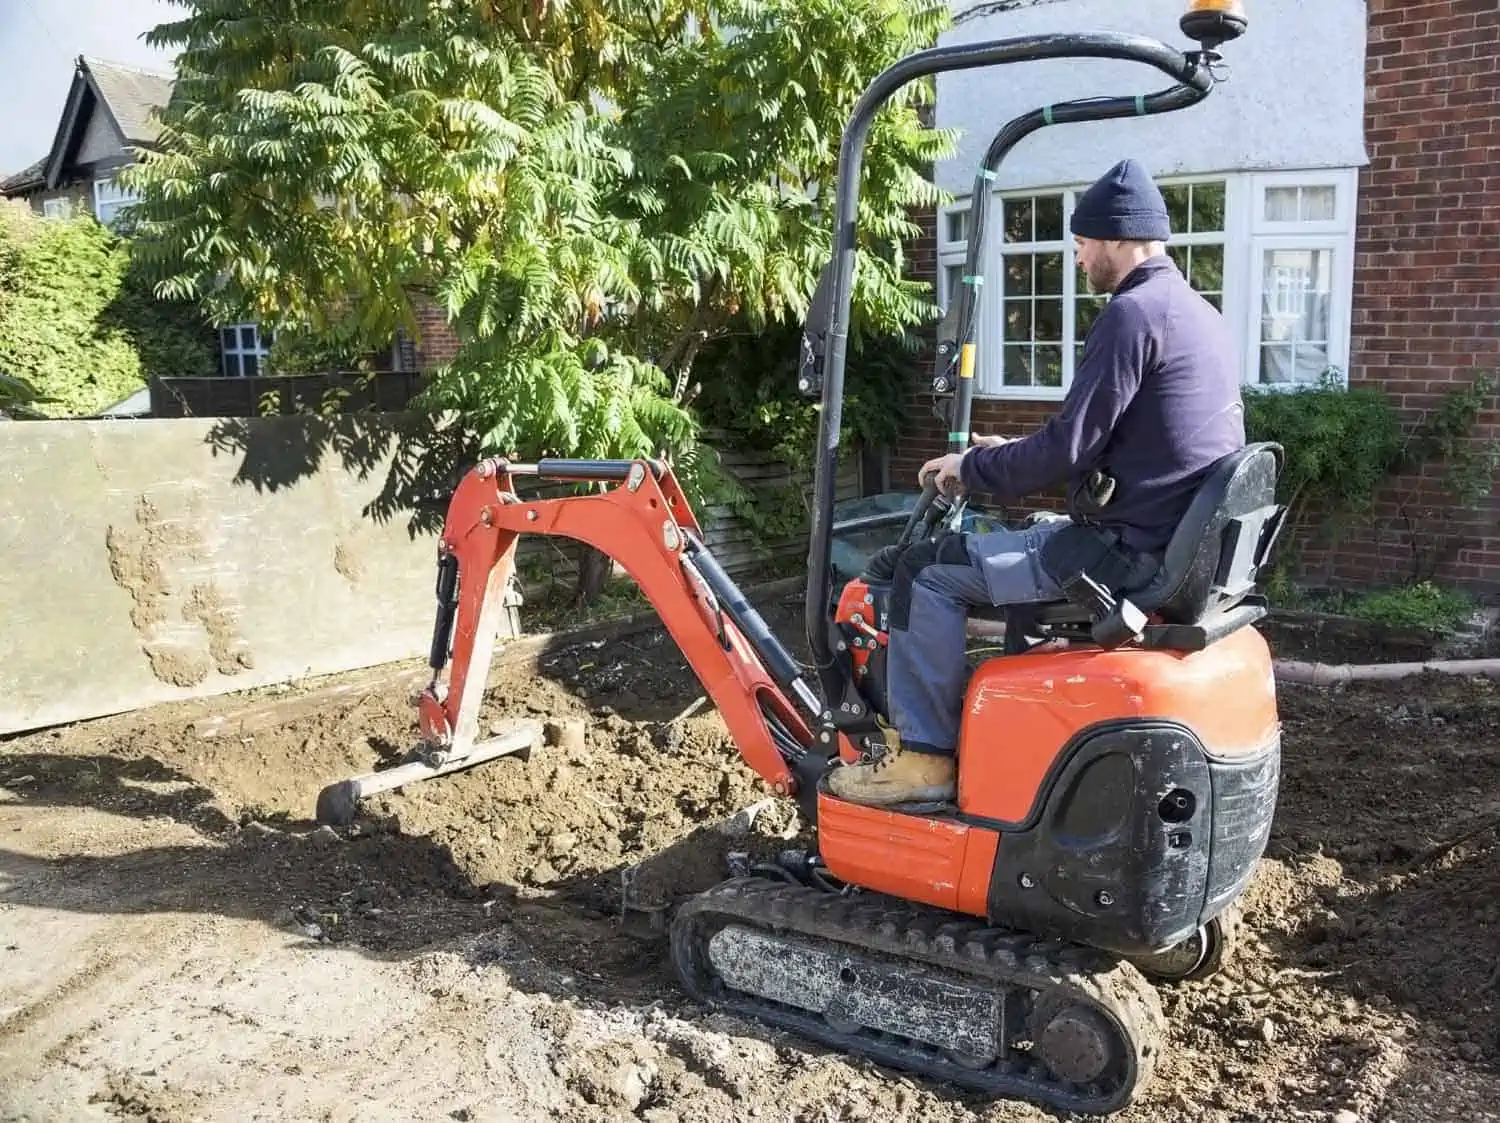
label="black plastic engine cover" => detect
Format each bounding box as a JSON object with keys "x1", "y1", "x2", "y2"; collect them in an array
[{"x1": 985, "y1": 720, "x2": 1280, "y2": 957}]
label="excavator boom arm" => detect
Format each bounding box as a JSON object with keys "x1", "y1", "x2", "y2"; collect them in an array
[{"x1": 418, "y1": 456, "x2": 816, "y2": 798}]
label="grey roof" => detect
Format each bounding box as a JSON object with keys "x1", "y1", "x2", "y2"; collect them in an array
[
  {"x1": 1, "y1": 56, "x2": 178, "y2": 196},
  {"x1": 82, "y1": 56, "x2": 175, "y2": 146},
  {"x1": 1, "y1": 157, "x2": 47, "y2": 194}
]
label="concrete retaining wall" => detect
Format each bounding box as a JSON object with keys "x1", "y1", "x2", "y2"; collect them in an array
[
  {"x1": 0, "y1": 415, "x2": 495, "y2": 735},
  {"x1": 0, "y1": 415, "x2": 858, "y2": 734}
]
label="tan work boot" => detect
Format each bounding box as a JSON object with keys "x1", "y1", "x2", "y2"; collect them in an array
[{"x1": 826, "y1": 747, "x2": 957, "y2": 807}]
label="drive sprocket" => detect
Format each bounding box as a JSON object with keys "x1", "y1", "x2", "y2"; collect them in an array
[{"x1": 669, "y1": 877, "x2": 1166, "y2": 1115}]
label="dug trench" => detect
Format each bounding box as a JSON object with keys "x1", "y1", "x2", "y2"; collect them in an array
[{"x1": 2, "y1": 588, "x2": 1499, "y2": 1122}]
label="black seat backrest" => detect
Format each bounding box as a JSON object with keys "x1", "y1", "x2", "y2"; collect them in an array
[{"x1": 1133, "y1": 442, "x2": 1287, "y2": 626}]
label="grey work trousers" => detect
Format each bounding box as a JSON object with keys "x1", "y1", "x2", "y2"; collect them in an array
[{"x1": 886, "y1": 519, "x2": 1069, "y2": 756}]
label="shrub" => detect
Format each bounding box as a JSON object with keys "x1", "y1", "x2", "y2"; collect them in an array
[
  {"x1": 1342, "y1": 581, "x2": 1475, "y2": 634},
  {"x1": 1243, "y1": 370, "x2": 1406, "y2": 575},
  {"x1": 0, "y1": 200, "x2": 217, "y2": 417},
  {"x1": 1245, "y1": 368, "x2": 1500, "y2": 584}
]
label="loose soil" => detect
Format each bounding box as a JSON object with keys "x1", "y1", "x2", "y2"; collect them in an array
[{"x1": 3, "y1": 592, "x2": 1499, "y2": 1122}]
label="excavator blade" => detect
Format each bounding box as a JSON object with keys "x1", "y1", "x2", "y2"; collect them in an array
[
  {"x1": 314, "y1": 718, "x2": 542, "y2": 826},
  {"x1": 670, "y1": 877, "x2": 1166, "y2": 1116}
]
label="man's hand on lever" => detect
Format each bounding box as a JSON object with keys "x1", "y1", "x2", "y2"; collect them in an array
[
  {"x1": 919, "y1": 432, "x2": 1019, "y2": 498},
  {"x1": 919, "y1": 453, "x2": 965, "y2": 497}
]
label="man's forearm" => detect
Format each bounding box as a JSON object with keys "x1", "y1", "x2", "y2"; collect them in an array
[{"x1": 959, "y1": 428, "x2": 1070, "y2": 500}]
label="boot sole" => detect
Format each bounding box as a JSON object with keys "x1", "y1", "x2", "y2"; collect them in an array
[{"x1": 825, "y1": 783, "x2": 957, "y2": 808}]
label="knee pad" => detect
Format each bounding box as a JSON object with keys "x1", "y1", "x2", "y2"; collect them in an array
[{"x1": 888, "y1": 531, "x2": 972, "y2": 632}]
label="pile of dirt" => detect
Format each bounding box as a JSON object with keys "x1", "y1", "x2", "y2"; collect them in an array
[{"x1": 7, "y1": 594, "x2": 1500, "y2": 1122}]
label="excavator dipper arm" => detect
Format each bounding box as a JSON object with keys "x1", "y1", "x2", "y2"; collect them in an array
[{"x1": 416, "y1": 456, "x2": 816, "y2": 799}]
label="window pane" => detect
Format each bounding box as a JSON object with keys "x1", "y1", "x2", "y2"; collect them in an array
[
  {"x1": 1034, "y1": 299, "x2": 1063, "y2": 343},
  {"x1": 1162, "y1": 185, "x2": 1191, "y2": 237},
  {"x1": 1003, "y1": 344, "x2": 1033, "y2": 386},
  {"x1": 1204, "y1": 292, "x2": 1224, "y2": 312},
  {"x1": 1004, "y1": 299, "x2": 1031, "y2": 341},
  {"x1": 1261, "y1": 248, "x2": 1333, "y2": 343},
  {"x1": 945, "y1": 210, "x2": 968, "y2": 243},
  {"x1": 1034, "y1": 194, "x2": 1064, "y2": 241},
  {"x1": 1259, "y1": 345, "x2": 1294, "y2": 383},
  {"x1": 1261, "y1": 342, "x2": 1328, "y2": 385},
  {"x1": 943, "y1": 264, "x2": 962, "y2": 310},
  {"x1": 243, "y1": 353, "x2": 260, "y2": 377},
  {"x1": 1003, "y1": 198, "x2": 1033, "y2": 243},
  {"x1": 1036, "y1": 253, "x2": 1064, "y2": 295},
  {"x1": 1190, "y1": 182, "x2": 1226, "y2": 233},
  {"x1": 1301, "y1": 186, "x2": 1336, "y2": 221},
  {"x1": 1004, "y1": 254, "x2": 1032, "y2": 292},
  {"x1": 221, "y1": 328, "x2": 237, "y2": 350},
  {"x1": 1076, "y1": 296, "x2": 1107, "y2": 338},
  {"x1": 1167, "y1": 245, "x2": 1189, "y2": 274},
  {"x1": 1191, "y1": 244, "x2": 1225, "y2": 293},
  {"x1": 240, "y1": 325, "x2": 258, "y2": 349},
  {"x1": 1265, "y1": 187, "x2": 1299, "y2": 222},
  {"x1": 1035, "y1": 345, "x2": 1064, "y2": 387}
]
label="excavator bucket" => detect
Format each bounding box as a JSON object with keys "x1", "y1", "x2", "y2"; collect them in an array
[{"x1": 315, "y1": 717, "x2": 542, "y2": 826}]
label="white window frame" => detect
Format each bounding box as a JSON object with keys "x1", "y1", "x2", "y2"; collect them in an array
[
  {"x1": 1240, "y1": 168, "x2": 1359, "y2": 390},
  {"x1": 92, "y1": 175, "x2": 139, "y2": 230},
  {"x1": 41, "y1": 197, "x2": 72, "y2": 220},
  {"x1": 935, "y1": 169, "x2": 1358, "y2": 399},
  {"x1": 220, "y1": 323, "x2": 272, "y2": 377}
]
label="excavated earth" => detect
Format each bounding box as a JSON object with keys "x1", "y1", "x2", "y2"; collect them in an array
[{"x1": 3, "y1": 590, "x2": 1500, "y2": 1122}]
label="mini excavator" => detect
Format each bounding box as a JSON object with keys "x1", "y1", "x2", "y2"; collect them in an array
[{"x1": 318, "y1": 2, "x2": 1287, "y2": 1113}]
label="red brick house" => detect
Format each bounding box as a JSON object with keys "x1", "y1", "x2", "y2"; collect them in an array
[{"x1": 890, "y1": 0, "x2": 1500, "y2": 592}]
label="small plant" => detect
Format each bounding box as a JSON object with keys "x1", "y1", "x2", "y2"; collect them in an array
[{"x1": 1341, "y1": 581, "x2": 1475, "y2": 635}]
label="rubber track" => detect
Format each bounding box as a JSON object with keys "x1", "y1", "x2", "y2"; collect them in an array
[{"x1": 670, "y1": 877, "x2": 1167, "y2": 1116}]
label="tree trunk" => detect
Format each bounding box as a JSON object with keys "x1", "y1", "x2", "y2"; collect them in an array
[{"x1": 573, "y1": 543, "x2": 612, "y2": 606}]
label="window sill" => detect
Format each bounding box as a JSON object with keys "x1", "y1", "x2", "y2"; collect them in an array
[{"x1": 973, "y1": 386, "x2": 1069, "y2": 404}]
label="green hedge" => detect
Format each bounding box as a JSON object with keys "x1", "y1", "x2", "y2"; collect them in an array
[
  {"x1": 1245, "y1": 368, "x2": 1499, "y2": 585},
  {"x1": 0, "y1": 200, "x2": 217, "y2": 417}
]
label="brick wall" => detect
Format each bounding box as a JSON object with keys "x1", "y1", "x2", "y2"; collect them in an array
[
  {"x1": 1320, "y1": 0, "x2": 1500, "y2": 590},
  {"x1": 890, "y1": 0, "x2": 1500, "y2": 590},
  {"x1": 413, "y1": 297, "x2": 461, "y2": 371}
]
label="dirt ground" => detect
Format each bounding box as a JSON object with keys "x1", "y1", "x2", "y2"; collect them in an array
[{"x1": 3, "y1": 591, "x2": 1500, "y2": 1123}]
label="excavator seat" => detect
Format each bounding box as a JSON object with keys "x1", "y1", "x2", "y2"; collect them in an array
[{"x1": 994, "y1": 442, "x2": 1288, "y2": 654}]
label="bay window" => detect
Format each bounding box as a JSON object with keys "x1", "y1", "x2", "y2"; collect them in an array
[{"x1": 935, "y1": 169, "x2": 1357, "y2": 397}]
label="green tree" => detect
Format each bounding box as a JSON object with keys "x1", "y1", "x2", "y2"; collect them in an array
[
  {"x1": 0, "y1": 200, "x2": 215, "y2": 418},
  {"x1": 123, "y1": 0, "x2": 950, "y2": 594},
  {"x1": 601, "y1": 0, "x2": 949, "y2": 403}
]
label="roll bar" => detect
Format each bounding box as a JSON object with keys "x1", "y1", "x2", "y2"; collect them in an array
[{"x1": 797, "y1": 20, "x2": 1243, "y2": 704}]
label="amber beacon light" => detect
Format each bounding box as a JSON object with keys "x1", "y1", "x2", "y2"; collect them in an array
[{"x1": 1181, "y1": 0, "x2": 1248, "y2": 50}]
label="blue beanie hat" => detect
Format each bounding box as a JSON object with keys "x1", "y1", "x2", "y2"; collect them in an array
[{"x1": 1070, "y1": 159, "x2": 1172, "y2": 242}]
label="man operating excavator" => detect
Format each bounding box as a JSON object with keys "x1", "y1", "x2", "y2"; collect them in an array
[{"x1": 828, "y1": 157, "x2": 1248, "y2": 807}]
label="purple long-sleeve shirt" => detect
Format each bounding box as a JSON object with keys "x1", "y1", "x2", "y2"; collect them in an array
[{"x1": 959, "y1": 255, "x2": 1245, "y2": 554}]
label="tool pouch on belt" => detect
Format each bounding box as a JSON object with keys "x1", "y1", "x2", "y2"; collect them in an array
[{"x1": 1037, "y1": 522, "x2": 1141, "y2": 597}]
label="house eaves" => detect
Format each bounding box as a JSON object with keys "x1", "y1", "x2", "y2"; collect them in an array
[
  {"x1": 42, "y1": 55, "x2": 175, "y2": 190},
  {"x1": 0, "y1": 157, "x2": 47, "y2": 196}
]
